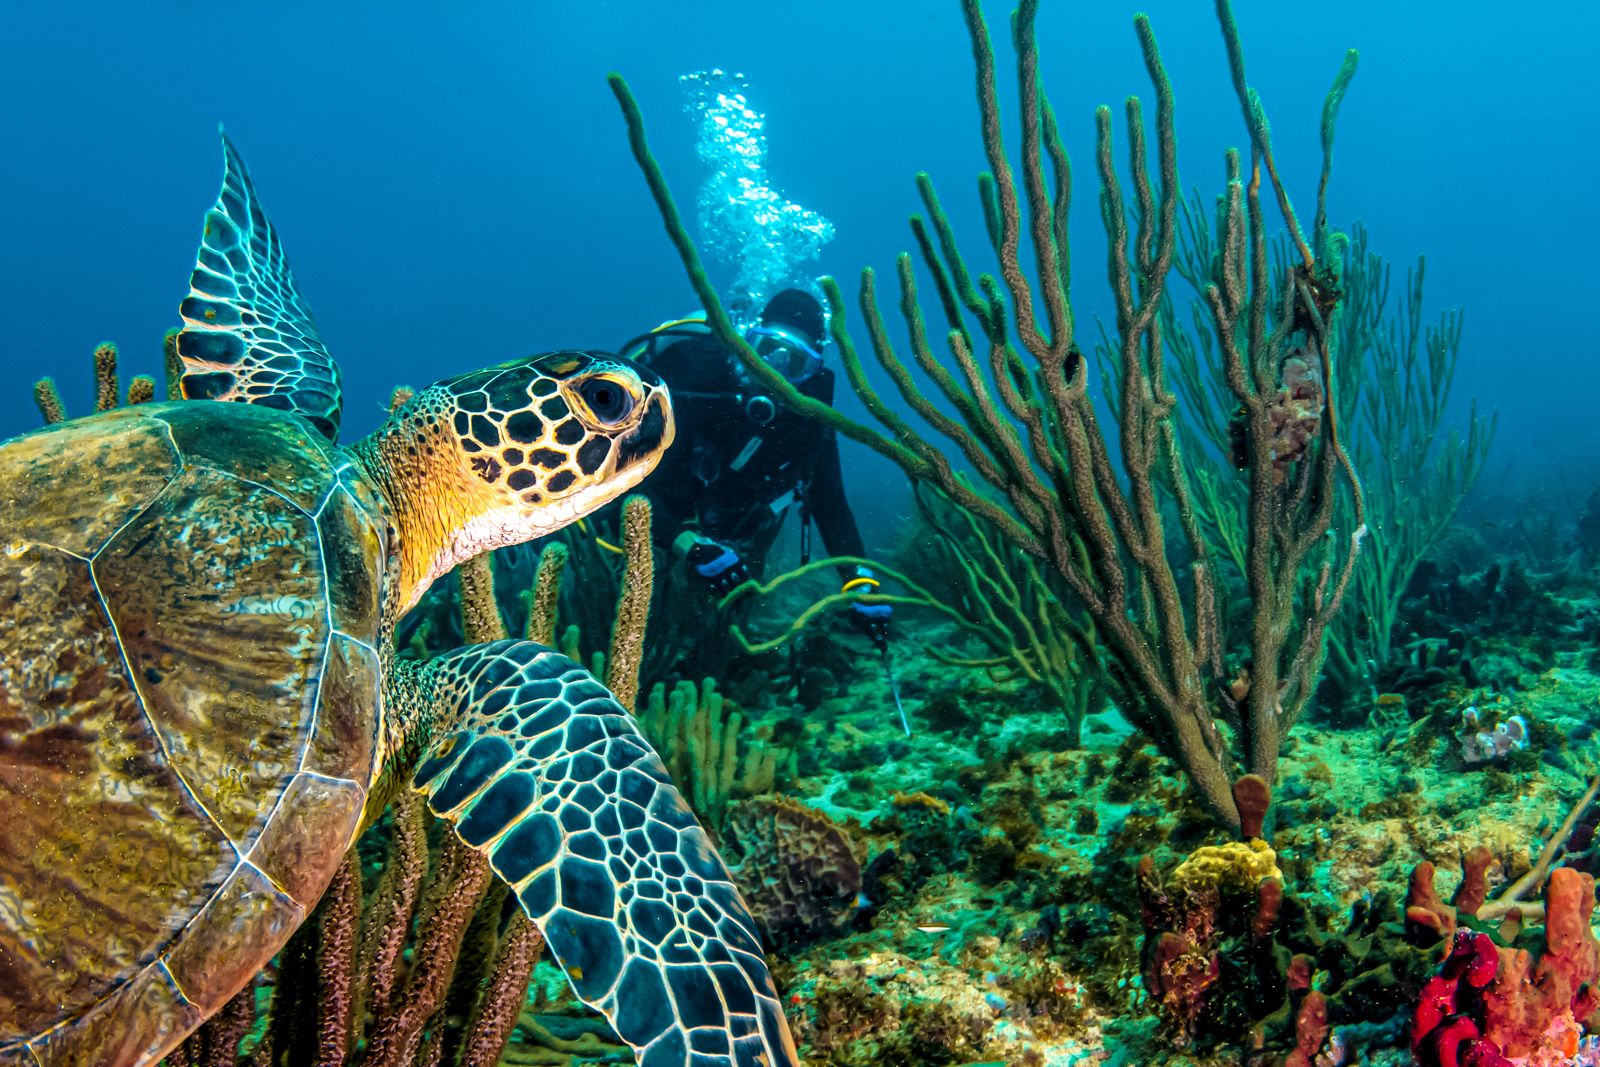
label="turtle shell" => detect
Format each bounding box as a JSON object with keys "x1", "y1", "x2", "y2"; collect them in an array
[{"x1": 0, "y1": 401, "x2": 388, "y2": 1066}]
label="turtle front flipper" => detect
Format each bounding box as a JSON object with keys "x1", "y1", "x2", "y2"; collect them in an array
[
  {"x1": 175, "y1": 131, "x2": 343, "y2": 440},
  {"x1": 409, "y1": 640, "x2": 800, "y2": 1067}
]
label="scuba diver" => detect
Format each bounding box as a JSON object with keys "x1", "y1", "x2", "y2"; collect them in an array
[{"x1": 619, "y1": 288, "x2": 891, "y2": 650}]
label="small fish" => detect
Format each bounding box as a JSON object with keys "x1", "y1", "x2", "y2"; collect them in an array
[{"x1": 915, "y1": 923, "x2": 952, "y2": 933}]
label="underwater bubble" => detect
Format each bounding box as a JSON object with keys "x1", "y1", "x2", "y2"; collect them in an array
[{"x1": 679, "y1": 68, "x2": 835, "y2": 324}]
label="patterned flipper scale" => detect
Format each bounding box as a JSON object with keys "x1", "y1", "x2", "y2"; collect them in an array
[
  {"x1": 413, "y1": 640, "x2": 801, "y2": 1067},
  {"x1": 176, "y1": 132, "x2": 343, "y2": 440}
]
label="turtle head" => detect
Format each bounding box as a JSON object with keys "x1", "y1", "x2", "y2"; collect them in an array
[
  {"x1": 428, "y1": 350, "x2": 674, "y2": 518},
  {"x1": 357, "y1": 349, "x2": 673, "y2": 613}
]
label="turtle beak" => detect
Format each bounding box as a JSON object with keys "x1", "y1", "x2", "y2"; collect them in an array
[{"x1": 618, "y1": 390, "x2": 673, "y2": 471}]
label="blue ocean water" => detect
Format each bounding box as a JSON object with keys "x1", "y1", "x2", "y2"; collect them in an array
[{"x1": 2, "y1": 1, "x2": 1594, "y2": 551}]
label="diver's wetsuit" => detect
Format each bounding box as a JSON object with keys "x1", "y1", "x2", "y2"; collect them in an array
[{"x1": 644, "y1": 331, "x2": 866, "y2": 569}]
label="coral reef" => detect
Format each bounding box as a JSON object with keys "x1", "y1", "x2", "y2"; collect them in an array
[
  {"x1": 1133, "y1": 778, "x2": 1331, "y2": 1057},
  {"x1": 16, "y1": 3, "x2": 1572, "y2": 1066},
  {"x1": 616, "y1": 0, "x2": 1377, "y2": 834},
  {"x1": 594, "y1": 3, "x2": 1578, "y2": 1055},
  {"x1": 723, "y1": 794, "x2": 865, "y2": 947},
  {"x1": 636, "y1": 677, "x2": 786, "y2": 832},
  {"x1": 1458, "y1": 707, "x2": 1530, "y2": 765},
  {"x1": 145, "y1": 495, "x2": 1600, "y2": 1066},
  {"x1": 1413, "y1": 870, "x2": 1600, "y2": 1065}
]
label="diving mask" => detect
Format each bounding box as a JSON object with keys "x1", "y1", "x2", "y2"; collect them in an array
[{"x1": 744, "y1": 324, "x2": 824, "y2": 384}]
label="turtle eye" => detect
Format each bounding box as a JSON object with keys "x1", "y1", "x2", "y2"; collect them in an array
[{"x1": 576, "y1": 375, "x2": 635, "y2": 426}]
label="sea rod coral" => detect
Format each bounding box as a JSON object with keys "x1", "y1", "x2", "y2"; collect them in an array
[{"x1": 611, "y1": 0, "x2": 1369, "y2": 832}]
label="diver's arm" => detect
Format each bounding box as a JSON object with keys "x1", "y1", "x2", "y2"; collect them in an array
[
  {"x1": 809, "y1": 427, "x2": 868, "y2": 567},
  {"x1": 795, "y1": 368, "x2": 868, "y2": 569}
]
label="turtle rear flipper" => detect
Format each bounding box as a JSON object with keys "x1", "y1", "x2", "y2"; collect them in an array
[
  {"x1": 411, "y1": 640, "x2": 800, "y2": 1067},
  {"x1": 175, "y1": 131, "x2": 343, "y2": 440}
]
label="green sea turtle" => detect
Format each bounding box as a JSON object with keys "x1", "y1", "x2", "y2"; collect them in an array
[{"x1": 0, "y1": 136, "x2": 801, "y2": 1067}]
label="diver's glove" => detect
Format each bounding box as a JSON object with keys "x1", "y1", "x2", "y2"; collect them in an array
[
  {"x1": 842, "y1": 566, "x2": 892, "y2": 649},
  {"x1": 679, "y1": 533, "x2": 751, "y2": 597},
  {"x1": 848, "y1": 602, "x2": 893, "y2": 649}
]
